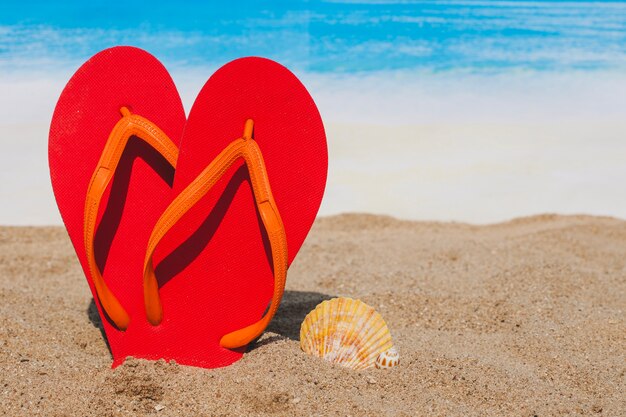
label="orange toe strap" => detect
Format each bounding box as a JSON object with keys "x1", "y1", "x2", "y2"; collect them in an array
[
  {"x1": 84, "y1": 107, "x2": 178, "y2": 330},
  {"x1": 143, "y1": 119, "x2": 288, "y2": 349}
]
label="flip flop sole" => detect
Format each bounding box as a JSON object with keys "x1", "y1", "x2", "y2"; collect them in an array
[
  {"x1": 49, "y1": 47, "x2": 186, "y2": 363},
  {"x1": 143, "y1": 57, "x2": 328, "y2": 368}
]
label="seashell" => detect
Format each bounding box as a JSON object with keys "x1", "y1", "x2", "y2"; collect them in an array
[
  {"x1": 300, "y1": 297, "x2": 394, "y2": 370},
  {"x1": 375, "y1": 347, "x2": 399, "y2": 369}
]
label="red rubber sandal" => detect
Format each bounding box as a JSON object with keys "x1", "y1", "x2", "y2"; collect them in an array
[
  {"x1": 132, "y1": 57, "x2": 327, "y2": 368},
  {"x1": 49, "y1": 46, "x2": 186, "y2": 359}
]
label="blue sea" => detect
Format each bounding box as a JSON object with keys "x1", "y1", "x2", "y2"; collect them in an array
[{"x1": 1, "y1": 0, "x2": 626, "y2": 73}]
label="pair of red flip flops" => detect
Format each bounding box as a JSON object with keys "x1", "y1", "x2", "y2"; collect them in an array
[{"x1": 49, "y1": 47, "x2": 327, "y2": 369}]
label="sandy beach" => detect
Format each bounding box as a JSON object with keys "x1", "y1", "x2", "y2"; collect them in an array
[{"x1": 1, "y1": 214, "x2": 624, "y2": 416}]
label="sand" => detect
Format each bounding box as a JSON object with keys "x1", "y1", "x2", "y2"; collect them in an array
[{"x1": 0, "y1": 214, "x2": 625, "y2": 416}]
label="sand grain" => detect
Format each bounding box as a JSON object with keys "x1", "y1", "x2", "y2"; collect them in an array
[{"x1": 1, "y1": 214, "x2": 625, "y2": 416}]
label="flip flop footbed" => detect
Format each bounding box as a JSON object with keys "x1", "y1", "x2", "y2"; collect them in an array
[
  {"x1": 145, "y1": 57, "x2": 327, "y2": 368},
  {"x1": 49, "y1": 46, "x2": 186, "y2": 362}
]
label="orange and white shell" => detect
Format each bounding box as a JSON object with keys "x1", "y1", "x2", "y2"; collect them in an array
[
  {"x1": 299, "y1": 297, "x2": 394, "y2": 370},
  {"x1": 375, "y1": 347, "x2": 399, "y2": 369}
]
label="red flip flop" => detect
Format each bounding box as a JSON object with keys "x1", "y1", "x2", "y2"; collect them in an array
[
  {"x1": 135, "y1": 57, "x2": 328, "y2": 368},
  {"x1": 49, "y1": 46, "x2": 186, "y2": 360},
  {"x1": 50, "y1": 49, "x2": 327, "y2": 369}
]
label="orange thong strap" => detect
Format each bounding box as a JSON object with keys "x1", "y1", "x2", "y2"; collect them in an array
[
  {"x1": 84, "y1": 107, "x2": 178, "y2": 330},
  {"x1": 143, "y1": 119, "x2": 288, "y2": 349}
]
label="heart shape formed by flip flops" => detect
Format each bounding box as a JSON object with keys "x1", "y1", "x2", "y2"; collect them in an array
[{"x1": 49, "y1": 47, "x2": 327, "y2": 368}]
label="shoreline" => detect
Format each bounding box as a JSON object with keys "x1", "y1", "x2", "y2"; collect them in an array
[{"x1": 4, "y1": 120, "x2": 626, "y2": 226}]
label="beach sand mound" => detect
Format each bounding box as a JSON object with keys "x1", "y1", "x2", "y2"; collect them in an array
[{"x1": 1, "y1": 214, "x2": 624, "y2": 416}]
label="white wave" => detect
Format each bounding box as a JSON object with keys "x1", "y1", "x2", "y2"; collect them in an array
[{"x1": 1, "y1": 65, "x2": 626, "y2": 224}]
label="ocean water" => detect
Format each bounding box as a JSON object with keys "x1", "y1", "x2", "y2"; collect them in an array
[
  {"x1": 2, "y1": 1, "x2": 626, "y2": 73},
  {"x1": 1, "y1": 1, "x2": 626, "y2": 224}
]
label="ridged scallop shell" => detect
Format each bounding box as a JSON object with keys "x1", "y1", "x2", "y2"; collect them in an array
[
  {"x1": 300, "y1": 297, "x2": 394, "y2": 370},
  {"x1": 375, "y1": 347, "x2": 399, "y2": 369}
]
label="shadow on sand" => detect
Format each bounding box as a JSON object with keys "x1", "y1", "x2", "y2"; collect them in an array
[
  {"x1": 249, "y1": 290, "x2": 335, "y2": 350},
  {"x1": 87, "y1": 299, "x2": 113, "y2": 357}
]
